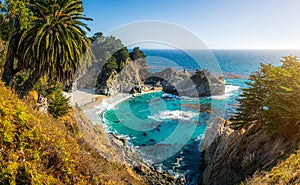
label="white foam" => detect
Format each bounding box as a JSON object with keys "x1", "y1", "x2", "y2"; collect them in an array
[
  {"x1": 148, "y1": 110, "x2": 199, "y2": 121},
  {"x1": 211, "y1": 85, "x2": 240, "y2": 100},
  {"x1": 113, "y1": 133, "x2": 131, "y2": 141},
  {"x1": 225, "y1": 85, "x2": 240, "y2": 94}
]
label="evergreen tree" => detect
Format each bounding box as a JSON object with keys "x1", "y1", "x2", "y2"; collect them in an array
[
  {"x1": 113, "y1": 47, "x2": 129, "y2": 71},
  {"x1": 104, "y1": 56, "x2": 118, "y2": 70},
  {"x1": 129, "y1": 47, "x2": 145, "y2": 61},
  {"x1": 231, "y1": 56, "x2": 300, "y2": 136}
]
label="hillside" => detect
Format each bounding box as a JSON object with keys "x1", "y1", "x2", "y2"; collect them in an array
[
  {"x1": 245, "y1": 148, "x2": 300, "y2": 184},
  {"x1": 200, "y1": 120, "x2": 300, "y2": 185},
  {"x1": 0, "y1": 81, "x2": 144, "y2": 185}
]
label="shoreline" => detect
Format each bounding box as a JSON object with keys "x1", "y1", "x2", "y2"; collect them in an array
[
  {"x1": 72, "y1": 89, "x2": 186, "y2": 184},
  {"x1": 72, "y1": 89, "x2": 140, "y2": 126},
  {"x1": 73, "y1": 89, "x2": 161, "y2": 125}
]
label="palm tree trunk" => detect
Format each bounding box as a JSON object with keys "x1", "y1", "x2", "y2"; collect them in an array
[
  {"x1": 2, "y1": 33, "x2": 18, "y2": 86},
  {"x1": 2, "y1": 15, "x2": 20, "y2": 87},
  {"x1": 16, "y1": 71, "x2": 42, "y2": 98}
]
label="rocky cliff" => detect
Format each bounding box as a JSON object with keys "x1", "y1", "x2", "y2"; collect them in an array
[
  {"x1": 97, "y1": 62, "x2": 225, "y2": 98},
  {"x1": 200, "y1": 120, "x2": 300, "y2": 185},
  {"x1": 146, "y1": 68, "x2": 225, "y2": 97},
  {"x1": 76, "y1": 60, "x2": 105, "y2": 89},
  {"x1": 96, "y1": 58, "x2": 150, "y2": 96}
]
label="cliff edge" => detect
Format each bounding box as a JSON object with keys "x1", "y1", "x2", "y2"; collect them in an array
[{"x1": 200, "y1": 120, "x2": 300, "y2": 185}]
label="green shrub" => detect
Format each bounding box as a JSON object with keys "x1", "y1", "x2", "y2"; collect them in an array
[
  {"x1": 47, "y1": 88, "x2": 71, "y2": 118},
  {"x1": 129, "y1": 47, "x2": 145, "y2": 60}
]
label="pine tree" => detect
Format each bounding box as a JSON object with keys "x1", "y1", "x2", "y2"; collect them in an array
[{"x1": 231, "y1": 56, "x2": 300, "y2": 136}]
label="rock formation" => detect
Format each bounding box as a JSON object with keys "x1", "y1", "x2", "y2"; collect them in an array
[
  {"x1": 146, "y1": 68, "x2": 225, "y2": 97},
  {"x1": 200, "y1": 121, "x2": 300, "y2": 185},
  {"x1": 96, "y1": 59, "x2": 226, "y2": 98},
  {"x1": 96, "y1": 58, "x2": 150, "y2": 96},
  {"x1": 200, "y1": 118, "x2": 232, "y2": 151}
]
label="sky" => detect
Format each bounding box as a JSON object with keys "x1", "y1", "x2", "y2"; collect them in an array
[{"x1": 82, "y1": 0, "x2": 300, "y2": 49}]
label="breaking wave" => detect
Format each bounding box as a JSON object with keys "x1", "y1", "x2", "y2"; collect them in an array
[{"x1": 148, "y1": 110, "x2": 199, "y2": 122}]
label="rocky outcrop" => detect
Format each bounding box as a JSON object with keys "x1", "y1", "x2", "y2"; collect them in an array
[
  {"x1": 77, "y1": 60, "x2": 105, "y2": 89},
  {"x1": 200, "y1": 122, "x2": 300, "y2": 185},
  {"x1": 146, "y1": 68, "x2": 225, "y2": 97},
  {"x1": 96, "y1": 58, "x2": 150, "y2": 96},
  {"x1": 134, "y1": 165, "x2": 185, "y2": 185},
  {"x1": 96, "y1": 59, "x2": 225, "y2": 98},
  {"x1": 200, "y1": 118, "x2": 232, "y2": 151}
]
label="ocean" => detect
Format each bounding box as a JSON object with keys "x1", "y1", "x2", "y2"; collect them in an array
[{"x1": 101, "y1": 49, "x2": 300, "y2": 184}]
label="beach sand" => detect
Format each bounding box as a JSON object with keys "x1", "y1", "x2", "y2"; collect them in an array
[
  {"x1": 72, "y1": 89, "x2": 137, "y2": 124},
  {"x1": 72, "y1": 89, "x2": 161, "y2": 125}
]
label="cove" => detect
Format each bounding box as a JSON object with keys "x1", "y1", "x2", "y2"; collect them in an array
[{"x1": 101, "y1": 87, "x2": 239, "y2": 183}]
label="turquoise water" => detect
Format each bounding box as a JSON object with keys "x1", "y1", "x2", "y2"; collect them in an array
[
  {"x1": 101, "y1": 49, "x2": 300, "y2": 184},
  {"x1": 103, "y1": 88, "x2": 240, "y2": 182}
]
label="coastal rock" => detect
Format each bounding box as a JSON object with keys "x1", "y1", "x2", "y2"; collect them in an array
[
  {"x1": 200, "y1": 118, "x2": 232, "y2": 151},
  {"x1": 146, "y1": 68, "x2": 225, "y2": 98},
  {"x1": 130, "y1": 84, "x2": 142, "y2": 94},
  {"x1": 134, "y1": 165, "x2": 186, "y2": 185},
  {"x1": 200, "y1": 121, "x2": 300, "y2": 185},
  {"x1": 97, "y1": 59, "x2": 225, "y2": 97},
  {"x1": 134, "y1": 164, "x2": 151, "y2": 175},
  {"x1": 96, "y1": 58, "x2": 150, "y2": 96},
  {"x1": 146, "y1": 68, "x2": 191, "y2": 95}
]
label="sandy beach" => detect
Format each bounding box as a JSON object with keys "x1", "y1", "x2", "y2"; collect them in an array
[
  {"x1": 72, "y1": 89, "x2": 162, "y2": 125},
  {"x1": 72, "y1": 89, "x2": 133, "y2": 125}
]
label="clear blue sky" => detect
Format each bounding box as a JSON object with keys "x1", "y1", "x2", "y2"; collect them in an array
[{"x1": 82, "y1": 0, "x2": 300, "y2": 49}]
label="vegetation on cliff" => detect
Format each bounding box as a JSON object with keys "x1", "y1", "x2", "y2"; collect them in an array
[
  {"x1": 95, "y1": 46, "x2": 149, "y2": 96},
  {"x1": 76, "y1": 33, "x2": 124, "y2": 89},
  {"x1": 245, "y1": 148, "x2": 300, "y2": 184},
  {"x1": 130, "y1": 47, "x2": 146, "y2": 61},
  {"x1": 0, "y1": 81, "x2": 144, "y2": 184},
  {"x1": 239, "y1": 56, "x2": 300, "y2": 184},
  {"x1": 0, "y1": 1, "x2": 145, "y2": 184},
  {"x1": 101, "y1": 47, "x2": 146, "y2": 75}
]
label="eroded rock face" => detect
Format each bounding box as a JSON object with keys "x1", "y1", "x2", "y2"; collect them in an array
[
  {"x1": 96, "y1": 58, "x2": 150, "y2": 96},
  {"x1": 200, "y1": 118, "x2": 232, "y2": 151},
  {"x1": 134, "y1": 165, "x2": 185, "y2": 185},
  {"x1": 97, "y1": 60, "x2": 225, "y2": 98},
  {"x1": 146, "y1": 68, "x2": 225, "y2": 97},
  {"x1": 200, "y1": 122, "x2": 300, "y2": 185}
]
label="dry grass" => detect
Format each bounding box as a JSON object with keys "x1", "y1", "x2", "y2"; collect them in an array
[
  {"x1": 0, "y1": 81, "x2": 144, "y2": 185},
  {"x1": 245, "y1": 149, "x2": 300, "y2": 185}
]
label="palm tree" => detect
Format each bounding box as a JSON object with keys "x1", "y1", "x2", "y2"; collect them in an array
[{"x1": 15, "y1": 0, "x2": 92, "y2": 96}]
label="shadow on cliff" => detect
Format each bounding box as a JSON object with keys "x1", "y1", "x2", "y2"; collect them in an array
[{"x1": 200, "y1": 120, "x2": 300, "y2": 185}]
